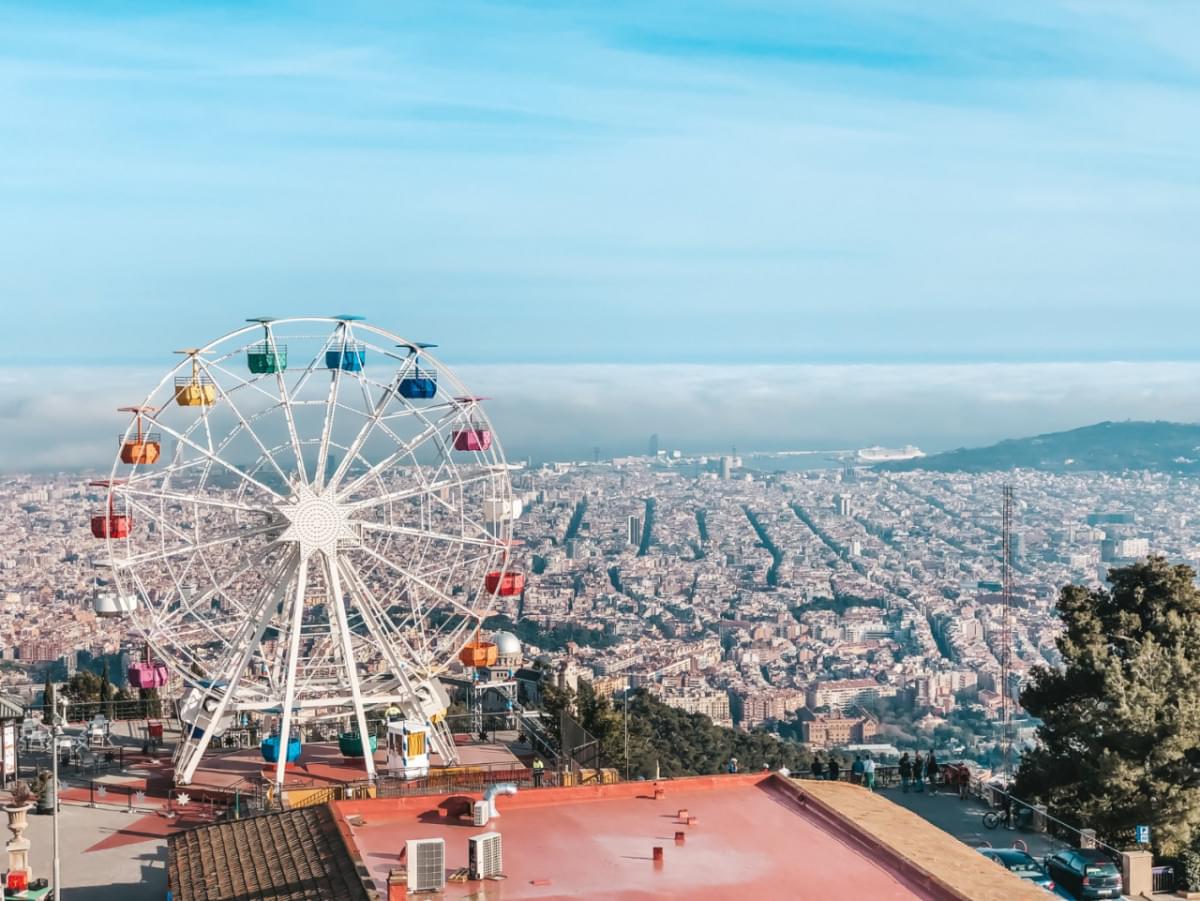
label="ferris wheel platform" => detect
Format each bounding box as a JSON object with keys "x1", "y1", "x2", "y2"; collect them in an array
[{"x1": 178, "y1": 736, "x2": 527, "y2": 795}]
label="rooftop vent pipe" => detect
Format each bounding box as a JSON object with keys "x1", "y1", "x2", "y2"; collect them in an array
[{"x1": 483, "y1": 783, "x2": 518, "y2": 819}]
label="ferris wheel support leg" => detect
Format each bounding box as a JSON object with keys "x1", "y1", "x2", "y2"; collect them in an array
[
  {"x1": 275, "y1": 555, "x2": 311, "y2": 791},
  {"x1": 336, "y1": 558, "x2": 460, "y2": 767},
  {"x1": 325, "y1": 554, "x2": 377, "y2": 781},
  {"x1": 175, "y1": 552, "x2": 298, "y2": 786}
]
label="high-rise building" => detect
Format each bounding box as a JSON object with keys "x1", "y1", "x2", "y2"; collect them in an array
[
  {"x1": 835, "y1": 494, "x2": 852, "y2": 517},
  {"x1": 627, "y1": 515, "x2": 641, "y2": 547},
  {"x1": 1009, "y1": 532, "x2": 1025, "y2": 563},
  {"x1": 720, "y1": 456, "x2": 733, "y2": 480},
  {"x1": 648, "y1": 434, "x2": 659, "y2": 457}
]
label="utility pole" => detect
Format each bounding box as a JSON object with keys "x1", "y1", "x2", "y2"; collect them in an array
[{"x1": 1001, "y1": 484, "x2": 1014, "y2": 782}]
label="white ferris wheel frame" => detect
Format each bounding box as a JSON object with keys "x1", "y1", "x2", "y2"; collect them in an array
[{"x1": 97, "y1": 316, "x2": 516, "y2": 786}]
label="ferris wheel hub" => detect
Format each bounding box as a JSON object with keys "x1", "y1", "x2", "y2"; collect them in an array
[{"x1": 275, "y1": 483, "x2": 360, "y2": 558}]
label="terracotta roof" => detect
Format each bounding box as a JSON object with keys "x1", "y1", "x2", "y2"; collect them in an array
[
  {"x1": 792, "y1": 780, "x2": 1047, "y2": 901},
  {"x1": 167, "y1": 804, "x2": 371, "y2": 901}
]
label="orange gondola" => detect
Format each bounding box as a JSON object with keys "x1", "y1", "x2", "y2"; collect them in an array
[
  {"x1": 118, "y1": 406, "x2": 161, "y2": 465},
  {"x1": 459, "y1": 629, "x2": 499, "y2": 668}
]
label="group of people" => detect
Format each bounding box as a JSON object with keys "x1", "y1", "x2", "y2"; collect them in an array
[
  {"x1": 897, "y1": 751, "x2": 970, "y2": 798},
  {"x1": 805, "y1": 753, "x2": 878, "y2": 790}
]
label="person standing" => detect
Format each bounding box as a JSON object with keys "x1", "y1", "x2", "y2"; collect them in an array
[
  {"x1": 532, "y1": 757, "x2": 545, "y2": 788},
  {"x1": 850, "y1": 754, "x2": 864, "y2": 786},
  {"x1": 957, "y1": 765, "x2": 970, "y2": 800},
  {"x1": 827, "y1": 757, "x2": 840, "y2": 782},
  {"x1": 898, "y1": 752, "x2": 912, "y2": 793},
  {"x1": 912, "y1": 752, "x2": 924, "y2": 792},
  {"x1": 862, "y1": 753, "x2": 876, "y2": 792},
  {"x1": 925, "y1": 752, "x2": 940, "y2": 795},
  {"x1": 810, "y1": 756, "x2": 824, "y2": 780}
]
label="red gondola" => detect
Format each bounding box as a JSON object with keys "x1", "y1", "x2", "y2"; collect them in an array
[
  {"x1": 485, "y1": 571, "x2": 525, "y2": 597},
  {"x1": 89, "y1": 480, "x2": 132, "y2": 539}
]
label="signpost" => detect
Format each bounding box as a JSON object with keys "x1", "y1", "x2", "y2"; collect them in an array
[{"x1": 1136, "y1": 825, "x2": 1151, "y2": 845}]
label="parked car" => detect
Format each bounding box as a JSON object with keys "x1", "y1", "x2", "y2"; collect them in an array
[
  {"x1": 978, "y1": 847, "x2": 1056, "y2": 892},
  {"x1": 1044, "y1": 848, "x2": 1122, "y2": 899}
]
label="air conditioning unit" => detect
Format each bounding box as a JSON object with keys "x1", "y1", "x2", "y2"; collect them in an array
[
  {"x1": 468, "y1": 832, "x2": 503, "y2": 880},
  {"x1": 472, "y1": 800, "x2": 489, "y2": 827},
  {"x1": 406, "y1": 838, "x2": 445, "y2": 892}
]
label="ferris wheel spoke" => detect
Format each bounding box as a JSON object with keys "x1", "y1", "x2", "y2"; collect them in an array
[
  {"x1": 324, "y1": 553, "x2": 376, "y2": 777},
  {"x1": 344, "y1": 469, "x2": 499, "y2": 514},
  {"x1": 274, "y1": 553, "x2": 310, "y2": 788},
  {"x1": 115, "y1": 521, "x2": 279, "y2": 568},
  {"x1": 117, "y1": 485, "x2": 266, "y2": 517},
  {"x1": 353, "y1": 542, "x2": 485, "y2": 625},
  {"x1": 335, "y1": 405, "x2": 465, "y2": 502},
  {"x1": 340, "y1": 555, "x2": 436, "y2": 666},
  {"x1": 337, "y1": 556, "x2": 432, "y2": 681},
  {"x1": 356, "y1": 520, "x2": 501, "y2": 549},
  {"x1": 269, "y1": 323, "x2": 322, "y2": 490},
  {"x1": 198, "y1": 358, "x2": 295, "y2": 489},
  {"x1": 325, "y1": 369, "x2": 404, "y2": 493},
  {"x1": 314, "y1": 322, "x2": 353, "y2": 491},
  {"x1": 141, "y1": 410, "x2": 287, "y2": 503}
]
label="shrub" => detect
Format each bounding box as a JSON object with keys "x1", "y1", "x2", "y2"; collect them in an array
[{"x1": 1179, "y1": 849, "x2": 1200, "y2": 891}]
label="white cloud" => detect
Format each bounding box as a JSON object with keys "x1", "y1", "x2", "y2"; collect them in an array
[{"x1": 3, "y1": 361, "x2": 1198, "y2": 472}]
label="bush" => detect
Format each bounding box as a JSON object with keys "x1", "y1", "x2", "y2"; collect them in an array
[{"x1": 1180, "y1": 849, "x2": 1200, "y2": 891}]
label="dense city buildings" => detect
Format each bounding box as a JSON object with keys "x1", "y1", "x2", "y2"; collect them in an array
[{"x1": 0, "y1": 458, "x2": 1194, "y2": 760}]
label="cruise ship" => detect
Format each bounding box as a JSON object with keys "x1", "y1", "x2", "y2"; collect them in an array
[{"x1": 857, "y1": 445, "x2": 925, "y2": 462}]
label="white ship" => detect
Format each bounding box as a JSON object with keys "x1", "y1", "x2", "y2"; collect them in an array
[{"x1": 857, "y1": 445, "x2": 925, "y2": 462}]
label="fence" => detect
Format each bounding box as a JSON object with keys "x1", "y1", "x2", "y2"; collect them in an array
[{"x1": 1153, "y1": 865, "x2": 1176, "y2": 893}]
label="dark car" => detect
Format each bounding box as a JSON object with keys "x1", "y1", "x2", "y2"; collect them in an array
[
  {"x1": 1044, "y1": 848, "x2": 1122, "y2": 899},
  {"x1": 978, "y1": 847, "x2": 1056, "y2": 892}
]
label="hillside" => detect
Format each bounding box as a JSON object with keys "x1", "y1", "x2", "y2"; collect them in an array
[{"x1": 877, "y1": 421, "x2": 1200, "y2": 473}]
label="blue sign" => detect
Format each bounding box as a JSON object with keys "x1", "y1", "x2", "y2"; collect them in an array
[{"x1": 1136, "y1": 825, "x2": 1150, "y2": 844}]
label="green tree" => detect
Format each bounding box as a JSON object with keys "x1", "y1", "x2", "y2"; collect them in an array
[
  {"x1": 42, "y1": 672, "x2": 55, "y2": 721},
  {"x1": 100, "y1": 660, "x2": 113, "y2": 717},
  {"x1": 1015, "y1": 557, "x2": 1200, "y2": 854}
]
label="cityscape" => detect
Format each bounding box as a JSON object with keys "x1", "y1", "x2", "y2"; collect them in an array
[{"x1": 5, "y1": 1, "x2": 1200, "y2": 899}]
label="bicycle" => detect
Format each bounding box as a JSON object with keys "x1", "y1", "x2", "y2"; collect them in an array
[{"x1": 982, "y1": 810, "x2": 1008, "y2": 830}]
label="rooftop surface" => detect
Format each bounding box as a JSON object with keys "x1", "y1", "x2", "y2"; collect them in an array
[{"x1": 333, "y1": 773, "x2": 1042, "y2": 900}]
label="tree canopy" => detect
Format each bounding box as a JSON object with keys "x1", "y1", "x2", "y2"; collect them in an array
[
  {"x1": 1015, "y1": 557, "x2": 1200, "y2": 854},
  {"x1": 543, "y1": 680, "x2": 813, "y2": 779}
]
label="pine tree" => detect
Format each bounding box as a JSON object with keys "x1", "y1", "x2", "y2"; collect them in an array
[
  {"x1": 1015, "y1": 557, "x2": 1200, "y2": 854},
  {"x1": 100, "y1": 659, "x2": 113, "y2": 718},
  {"x1": 42, "y1": 672, "x2": 55, "y2": 722}
]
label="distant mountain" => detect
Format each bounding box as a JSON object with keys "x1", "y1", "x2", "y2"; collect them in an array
[{"x1": 877, "y1": 421, "x2": 1200, "y2": 473}]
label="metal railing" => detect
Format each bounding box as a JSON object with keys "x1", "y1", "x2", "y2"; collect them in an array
[{"x1": 1153, "y1": 865, "x2": 1176, "y2": 893}]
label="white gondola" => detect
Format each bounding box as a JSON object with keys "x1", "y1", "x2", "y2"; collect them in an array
[{"x1": 92, "y1": 590, "x2": 138, "y2": 617}]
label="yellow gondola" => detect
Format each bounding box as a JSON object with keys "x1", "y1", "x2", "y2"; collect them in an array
[{"x1": 174, "y1": 349, "x2": 216, "y2": 406}]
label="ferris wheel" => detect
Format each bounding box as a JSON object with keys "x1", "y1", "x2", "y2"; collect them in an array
[{"x1": 89, "y1": 316, "x2": 522, "y2": 786}]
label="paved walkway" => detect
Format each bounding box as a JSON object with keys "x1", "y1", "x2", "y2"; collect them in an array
[
  {"x1": 880, "y1": 785, "x2": 1069, "y2": 859},
  {"x1": 18, "y1": 803, "x2": 167, "y2": 900}
]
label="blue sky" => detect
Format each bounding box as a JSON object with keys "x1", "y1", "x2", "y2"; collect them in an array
[{"x1": 3, "y1": 1, "x2": 1200, "y2": 366}]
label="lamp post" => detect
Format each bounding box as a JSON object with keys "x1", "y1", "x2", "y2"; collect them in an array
[{"x1": 51, "y1": 694, "x2": 67, "y2": 895}]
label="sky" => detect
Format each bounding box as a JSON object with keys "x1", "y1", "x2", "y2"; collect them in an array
[{"x1": 2, "y1": 1, "x2": 1200, "y2": 466}]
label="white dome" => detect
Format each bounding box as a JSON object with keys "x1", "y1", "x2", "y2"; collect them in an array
[{"x1": 492, "y1": 631, "x2": 522, "y2": 658}]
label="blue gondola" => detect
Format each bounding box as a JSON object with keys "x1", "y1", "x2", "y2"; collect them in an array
[
  {"x1": 260, "y1": 733, "x2": 302, "y2": 764},
  {"x1": 399, "y1": 368, "x2": 437, "y2": 399},
  {"x1": 325, "y1": 343, "x2": 366, "y2": 372}
]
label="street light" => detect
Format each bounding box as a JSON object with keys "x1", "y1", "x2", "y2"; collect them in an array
[{"x1": 50, "y1": 694, "x2": 68, "y2": 895}]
